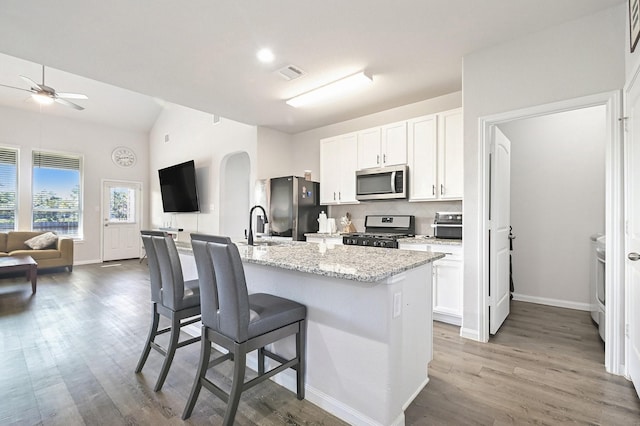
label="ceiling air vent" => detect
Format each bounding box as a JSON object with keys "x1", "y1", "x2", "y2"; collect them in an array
[{"x1": 277, "y1": 64, "x2": 305, "y2": 81}]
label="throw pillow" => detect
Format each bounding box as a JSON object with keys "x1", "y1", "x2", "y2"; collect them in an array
[{"x1": 24, "y1": 232, "x2": 58, "y2": 250}]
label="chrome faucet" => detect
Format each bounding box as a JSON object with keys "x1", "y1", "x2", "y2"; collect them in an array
[{"x1": 247, "y1": 205, "x2": 269, "y2": 246}]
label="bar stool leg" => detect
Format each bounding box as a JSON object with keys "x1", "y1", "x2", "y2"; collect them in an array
[
  {"x1": 296, "y1": 319, "x2": 306, "y2": 400},
  {"x1": 223, "y1": 343, "x2": 247, "y2": 426},
  {"x1": 154, "y1": 315, "x2": 180, "y2": 391},
  {"x1": 135, "y1": 305, "x2": 159, "y2": 373},
  {"x1": 182, "y1": 328, "x2": 211, "y2": 420}
]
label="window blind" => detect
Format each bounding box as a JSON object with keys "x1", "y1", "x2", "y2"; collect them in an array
[{"x1": 0, "y1": 147, "x2": 18, "y2": 231}]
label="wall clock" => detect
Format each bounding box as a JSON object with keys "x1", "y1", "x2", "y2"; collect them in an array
[{"x1": 112, "y1": 146, "x2": 136, "y2": 167}]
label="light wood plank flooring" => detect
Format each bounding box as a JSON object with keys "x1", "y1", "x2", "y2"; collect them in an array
[{"x1": 1, "y1": 260, "x2": 638, "y2": 425}]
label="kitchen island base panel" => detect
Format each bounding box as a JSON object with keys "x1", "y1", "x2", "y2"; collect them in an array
[{"x1": 242, "y1": 262, "x2": 433, "y2": 426}]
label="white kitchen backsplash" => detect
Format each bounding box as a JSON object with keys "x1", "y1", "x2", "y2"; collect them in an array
[{"x1": 328, "y1": 200, "x2": 462, "y2": 236}]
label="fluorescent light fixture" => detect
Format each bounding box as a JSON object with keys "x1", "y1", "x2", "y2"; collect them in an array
[
  {"x1": 286, "y1": 71, "x2": 373, "y2": 108},
  {"x1": 32, "y1": 93, "x2": 54, "y2": 105},
  {"x1": 257, "y1": 48, "x2": 275, "y2": 63}
]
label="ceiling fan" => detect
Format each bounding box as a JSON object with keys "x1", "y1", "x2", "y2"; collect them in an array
[{"x1": 0, "y1": 65, "x2": 88, "y2": 110}]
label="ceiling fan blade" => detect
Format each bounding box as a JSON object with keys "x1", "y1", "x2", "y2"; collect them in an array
[
  {"x1": 54, "y1": 97, "x2": 84, "y2": 110},
  {"x1": 19, "y1": 75, "x2": 43, "y2": 90},
  {"x1": 0, "y1": 82, "x2": 33, "y2": 93},
  {"x1": 56, "y1": 92, "x2": 88, "y2": 100}
]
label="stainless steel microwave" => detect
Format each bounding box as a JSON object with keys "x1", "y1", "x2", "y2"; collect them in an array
[{"x1": 356, "y1": 165, "x2": 408, "y2": 201}]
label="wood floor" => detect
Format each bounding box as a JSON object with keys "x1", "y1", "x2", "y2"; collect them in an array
[{"x1": 1, "y1": 260, "x2": 639, "y2": 425}]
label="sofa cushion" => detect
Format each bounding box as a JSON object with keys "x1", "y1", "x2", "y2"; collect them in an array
[
  {"x1": 24, "y1": 232, "x2": 58, "y2": 250},
  {"x1": 9, "y1": 249, "x2": 61, "y2": 260},
  {"x1": 0, "y1": 233, "x2": 6, "y2": 252},
  {"x1": 7, "y1": 231, "x2": 49, "y2": 252}
]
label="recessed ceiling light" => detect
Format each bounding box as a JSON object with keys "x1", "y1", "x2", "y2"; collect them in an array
[
  {"x1": 257, "y1": 48, "x2": 275, "y2": 63},
  {"x1": 286, "y1": 71, "x2": 373, "y2": 108}
]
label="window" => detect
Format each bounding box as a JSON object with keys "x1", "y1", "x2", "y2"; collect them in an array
[
  {"x1": 0, "y1": 148, "x2": 18, "y2": 231},
  {"x1": 32, "y1": 151, "x2": 82, "y2": 237},
  {"x1": 108, "y1": 186, "x2": 136, "y2": 223}
]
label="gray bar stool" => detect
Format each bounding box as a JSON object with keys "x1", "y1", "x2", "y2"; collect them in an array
[
  {"x1": 182, "y1": 234, "x2": 307, "y2": 425},
  {"x1": 136, "y1": 231, "x2": 201, "y2": 391}
]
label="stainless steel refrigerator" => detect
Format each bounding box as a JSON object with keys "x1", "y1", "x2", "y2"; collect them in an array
[{"x1": 269, "y1": 176, "x2": 325, "y2": 240}]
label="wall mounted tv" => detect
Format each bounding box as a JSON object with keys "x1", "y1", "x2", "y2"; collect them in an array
[{"x1": 158, "y1": 160, "x2": 200, "y2": 212}]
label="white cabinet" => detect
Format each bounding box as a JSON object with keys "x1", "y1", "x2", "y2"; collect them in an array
[
  {"x1": 407, "y1": 114, "x2": 438, "y2": 200},
  {"x1": 320, "y1": 134, "x2": 359, "y2": 205},
  {"x1": 398, "y1": 242, "x2": 463, "y2": 325},
  {"x1": 407, "y1": 108, "x2": 463, "y2": 201},
  {"x1": 438, "y1": 108, "x2": 463, "y2": 199},
  {"x1": 357, "y1": 122, "x2": 407, "y2": 170}
]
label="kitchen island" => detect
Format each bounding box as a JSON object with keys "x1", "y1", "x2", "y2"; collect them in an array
[{"x1": 178, "y1": 240, "x2": 443, "y2": 426}]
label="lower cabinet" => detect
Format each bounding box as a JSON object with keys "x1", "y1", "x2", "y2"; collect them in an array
[{"x1": 398, "y1": 242, "x2": 463, "y2": 326}]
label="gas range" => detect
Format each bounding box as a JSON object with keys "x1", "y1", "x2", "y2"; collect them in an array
[{"x1": 342, "y1": 215, "x2": 415, "y2": 249}]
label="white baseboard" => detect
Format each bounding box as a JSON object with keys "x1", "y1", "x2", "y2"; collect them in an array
[
  {"x1": 512, "y1": 293, "x2": 590, "y2": 311},
  {"x1": 74, "y1": 259, "x2": 102, "y2": 266},
  {"x1": 433, "y1": 312, "x2": 462, "y2": 326},
  {"x1": 460, "y1": 327, "x2": 481, "y2": 341}
]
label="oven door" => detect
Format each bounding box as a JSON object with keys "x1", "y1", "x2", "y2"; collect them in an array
[{"x1": 356, "y1": 165, "x2": 407, "y2": 201}]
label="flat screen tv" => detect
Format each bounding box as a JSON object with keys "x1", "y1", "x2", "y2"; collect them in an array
[{"x1": 158, "y1": 160, "x2": 200, "y2": 212}]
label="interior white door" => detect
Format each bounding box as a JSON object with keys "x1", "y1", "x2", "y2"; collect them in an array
[
  {"x1": 102, "y1": 181, "x2": 142, "y2": 261},
  {"x1": 625, "y1": 73, "x2": 640, "y2": 398},
  {"x1": 489, "y1": 127, "x2": 511, "y2": 334}
]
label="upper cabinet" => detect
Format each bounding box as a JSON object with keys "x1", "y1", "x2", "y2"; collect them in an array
[
  {"x1": 437, "y1": 108, "x2": 463, "y2": 199},
  {"x1": 408, "y1": 108, "x2": 463, "y2": 201},
  {"x1": 319, "y1": 107, "x2": 462, "y2": 203},
  {"x1": 357, "y1": 122, "x2": 407, "y2": 169},
  {"x1": 320, "y1": 133, "x2": 359, "y2": 205}
]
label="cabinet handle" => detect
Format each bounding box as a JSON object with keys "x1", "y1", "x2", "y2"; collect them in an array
[
  {"x1": 440, "y1": 184, "x2": 444, "y2": 195},
  {"x1": 339, "y1": 191, "x2": 342, "y2": 200},
  {"x1": 333, "y1": 192, "x2": 336, "y2": 201},
  {"x1": 383, "y1": 154, "x2": 387, "y2": 164},
  {"x1": 629, "y1": 252, "x2": 640, "y2": 261},
  {"x1": 432, "y1": 185, "x2": 435, "y2": 195},
  {"x1": 377, "y1": 154, "x2": 380, "y2": 164}
]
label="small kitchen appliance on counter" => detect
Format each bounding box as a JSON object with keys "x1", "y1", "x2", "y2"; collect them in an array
[
  {"x1": 342, "y1": 215, "x2": 415, "y2": 248},
  {"x1": 432, "y1": 212, "x2": 462, "y2": 239}
]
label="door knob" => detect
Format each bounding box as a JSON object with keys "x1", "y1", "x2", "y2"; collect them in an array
[{"x1": 629, "y1": 252, "x2": 640, "y2": 261}]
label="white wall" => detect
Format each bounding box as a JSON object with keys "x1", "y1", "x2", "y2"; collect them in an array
[
  {"x1": 498, "y1": 106, "x2": 606, "y2": 309},
  {"x1": 462, "y1": 5, "x2": 625, "y2": 337},
  {"x1": 149, "y1": 103, "x2": 257, "y2": 242},
  {"x1": 0, "y1": 105, "x2": 149, "y2": 264},
  {"x1": 256, "y1": 127, "x2": 295, "y2": 179}
]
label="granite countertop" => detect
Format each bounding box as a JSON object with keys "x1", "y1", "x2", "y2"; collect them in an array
[
  {"x1": 398, "y1": 236, "x2": 463, "y2": 246},
  {"x1": 235, "y1": 242, "x2": 444, "y2": 283}
]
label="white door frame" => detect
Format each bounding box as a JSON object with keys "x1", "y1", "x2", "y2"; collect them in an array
[
  {"x1": 101, "y1": 179, "x2": 144, "y2": 261},
  {"x1": 477, "y1": 91, "x2": 624, "y2": 375}
]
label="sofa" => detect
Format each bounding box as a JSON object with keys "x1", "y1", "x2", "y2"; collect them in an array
[{"x1": 0, "y1": 231, "x2": 74, "y2": 272}]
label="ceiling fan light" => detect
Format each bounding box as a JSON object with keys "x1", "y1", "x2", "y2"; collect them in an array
[
  {"x1": 286, "y1": 71, "x2": 373, "y2": 108},
  {"x1": 32, "y1": 93, "x2": 54, "y2": 105}
]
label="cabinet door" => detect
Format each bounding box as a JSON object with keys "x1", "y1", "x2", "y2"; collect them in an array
[
  {"x1": 320, "y1": 138, "x2": 340, "y2": 204},
  {"x1": 338, "y1": 133, "x2": 359, "y2": 203},
  {"x1": 433, "y1": 257, "x2": 463, "y2": 321},
  {"x1": 407, "y1": 115, "x2": 438, "y2": 201},
  {"x1": 438, "y1": 108, "x2": 463, "y2": 199},
  {"x1": 357, "y1": 127, "x2": 381, "y2": 170},
  {"x1": 382, "y1": 121, "x2": 407, "y2": 166}
]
